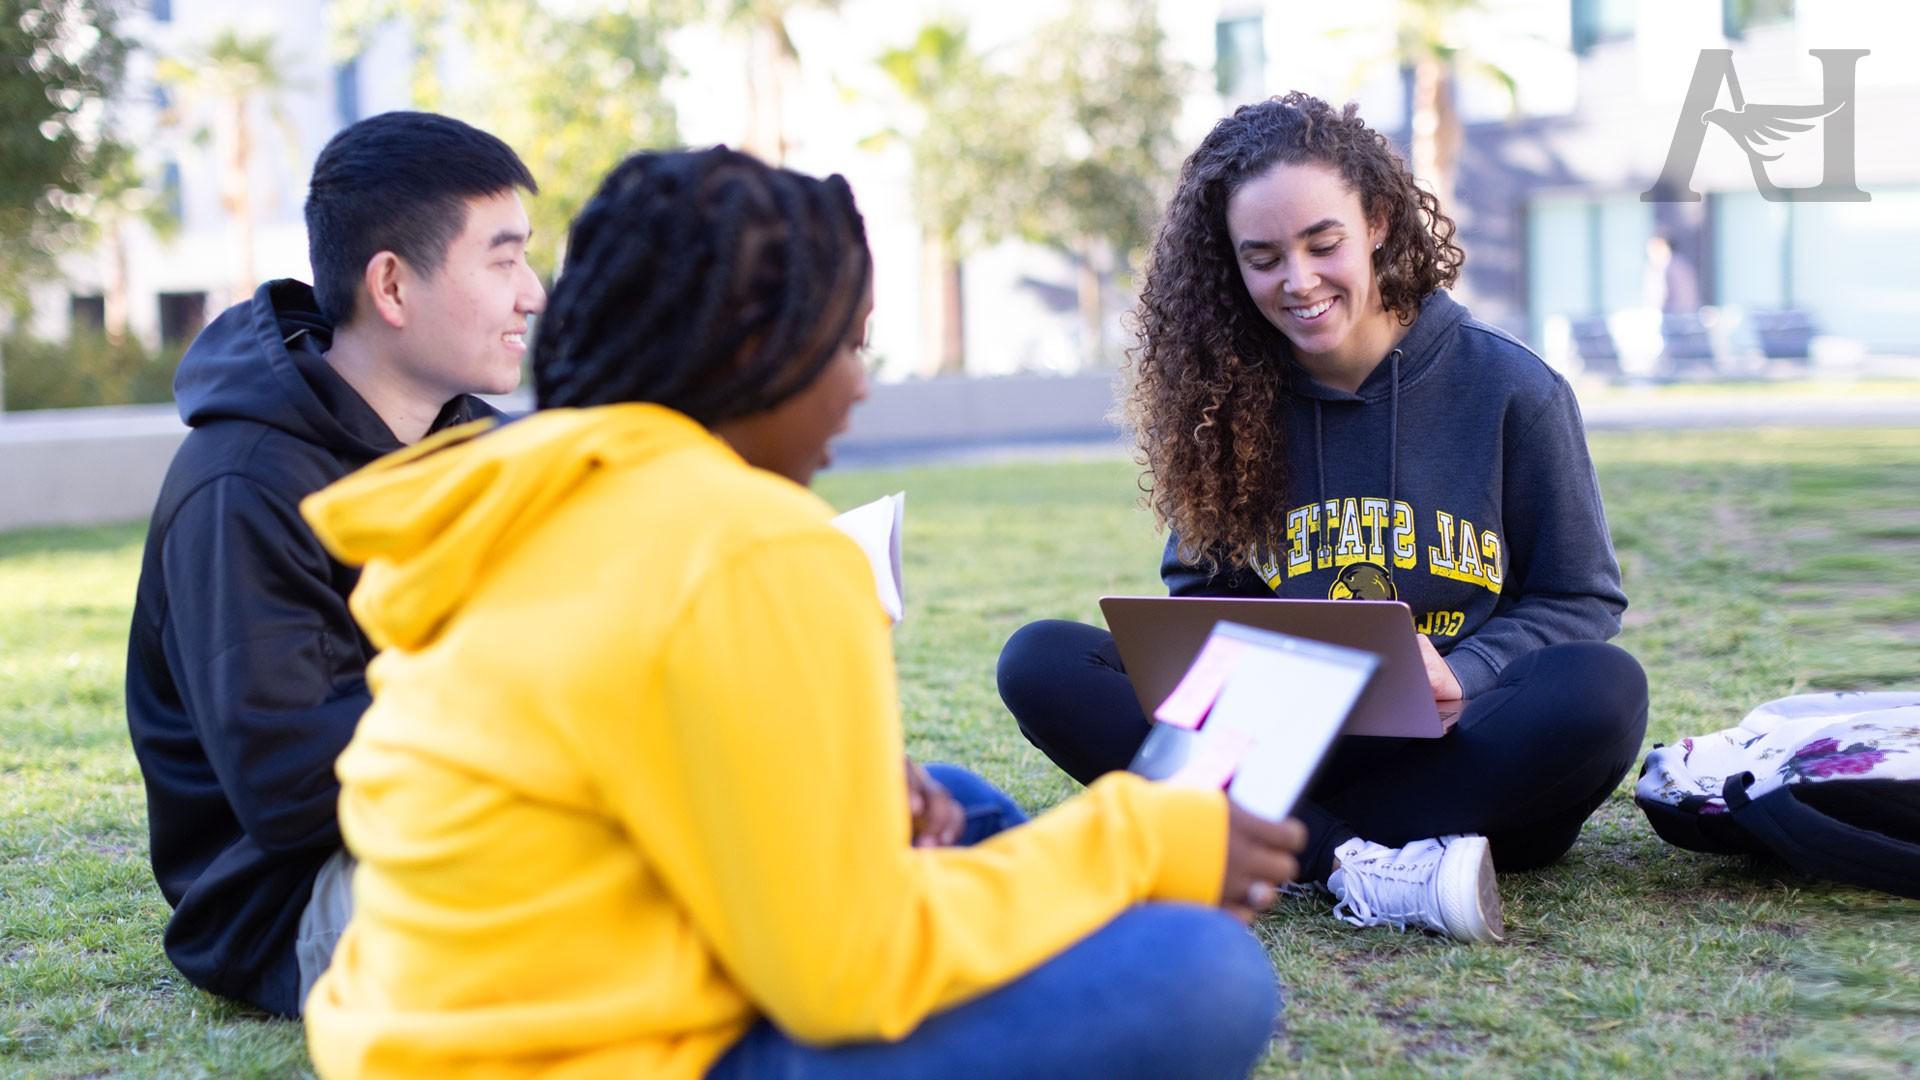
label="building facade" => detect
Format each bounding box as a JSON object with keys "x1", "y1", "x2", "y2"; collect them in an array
[{"x1": 23, "y1": 0, "x2": 1918, "y2": 380}]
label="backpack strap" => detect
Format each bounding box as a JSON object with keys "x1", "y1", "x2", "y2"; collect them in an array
[{"x1": 1723, "y1": 772, "x2": 1920, "y2": 899}]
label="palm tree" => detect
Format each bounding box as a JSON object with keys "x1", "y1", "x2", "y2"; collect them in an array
[
  {"x1": 1344, "y1": 0, "x2": 1518, "y2": 223},
  {"x1": 871, "y1": 22, "x2": 978, "y2": 376},
  {"x1": 79, "y1": 145, "x2": 179, "y2": 344},
  {"x1": 715, "y1": 0, "x2": 838, "y2": 165},
  {"x1": 157, "y1": 29, "x2": 296, "y2": 306}
]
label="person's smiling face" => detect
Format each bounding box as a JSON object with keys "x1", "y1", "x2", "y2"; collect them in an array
[
  {"x1": 395, "y1": 190, "x2": 546, "y2": 398},
  {"x1": 1226, "y1": 160, "x2": 1398, "y2": 378}
]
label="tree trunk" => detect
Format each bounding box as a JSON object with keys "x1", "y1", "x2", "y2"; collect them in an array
[
  {"x1": 920, "y1": 230, "x2": 965, "y2": 376},
  {"x1": 1074, "y1": 237, "x2": 1108, "y2": 369},
  {"x1": 223, "y1": 96, "x2": 256, "y2": 305},
  {"x1": 104, "y1": 224, "x2": 130, "y2": 346},
  {"x1": 742, "y1": 18, "x2": 789, "y2": 164},
  {"x1": 1409, "y1": 56, "x2": 1459, "y2": 225}
]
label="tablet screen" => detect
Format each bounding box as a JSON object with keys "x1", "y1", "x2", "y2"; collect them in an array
[{"x1": 1128, "y1": 621, "x2": 1379, "y2": 821}]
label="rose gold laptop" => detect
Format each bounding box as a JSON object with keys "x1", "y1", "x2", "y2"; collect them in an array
[{"x1": 1098, "y1": 596, "x2": 1464, "y2": 738}]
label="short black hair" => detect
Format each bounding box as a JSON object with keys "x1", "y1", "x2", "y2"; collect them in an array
[
  {"x1": 533, "y1": 147, "x2": 871, "y2": 424},
  {"x1": 304, "y1": 111, "x2": 537, "y2": 326}
]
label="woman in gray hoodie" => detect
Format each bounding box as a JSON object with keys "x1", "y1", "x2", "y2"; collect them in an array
[{"x1": 998, "y1": 92, "x2": 1649, "y2": 944}]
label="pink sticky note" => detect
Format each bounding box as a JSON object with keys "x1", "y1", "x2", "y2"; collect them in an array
[
  {"x1": 1164, "y1": 728, "x2": 1256, "y2": 790},
  {"x1": 1154, "y1": 636, "x2": 1249, "y2": 729}
]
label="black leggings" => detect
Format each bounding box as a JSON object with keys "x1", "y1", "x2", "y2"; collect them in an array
[{"x1": 997, "y1": 620, "x2": 1650, "y2": 882}]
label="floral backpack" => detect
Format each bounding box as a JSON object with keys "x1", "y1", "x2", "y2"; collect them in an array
[{"x1": 1635, "y1": 691, "x2": 1920, "y2": 898}]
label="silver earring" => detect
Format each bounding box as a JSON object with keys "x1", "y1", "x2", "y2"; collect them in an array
[{"x1": 1374, "y1": 242, "x2": 1383, "y2": 250}]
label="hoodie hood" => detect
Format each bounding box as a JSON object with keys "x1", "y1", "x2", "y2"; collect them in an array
[
  {"x1": 303, "y1": 403, "x2": 724, "y2": 652},
  {"x1": 174, "y1": 279, "x2": 406, "y2": 462},
  {"x1": 1284, "y1": 290, "x2": 1470, "y2": 404}
]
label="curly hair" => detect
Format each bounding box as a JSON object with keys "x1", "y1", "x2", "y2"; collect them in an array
[
  {"x1": 1126, "y1": 92, "x2": 1463, "y2": 574},
  {"x1": 533, "y1": 147, "x2": 870, "y2": 424}
]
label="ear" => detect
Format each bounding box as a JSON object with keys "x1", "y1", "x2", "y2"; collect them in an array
[
  {"x1": 362, "y1": 252, "x2": 408, "y2": 330},
  {"x1": 1368, "y1": 213, "x2": 1390, "y2": 253}
]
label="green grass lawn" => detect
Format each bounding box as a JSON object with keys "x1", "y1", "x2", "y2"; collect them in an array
[{"x1": 3, "y1": 427, "x2": 1917, "y2": 1079}]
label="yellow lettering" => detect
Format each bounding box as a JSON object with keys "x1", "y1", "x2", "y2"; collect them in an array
[
  {"x1": 1392, "y1": 500, "x2": 1416, "y2": 569},
  {"x1": 1336, "y1": 498, "x2": 1365, "y2": 557},
  {"x1": 1317, "y1": 500, "x2": 1338, "y2": 569},
  {"x1": 1428, "y1": 510, "x2": 1457, "y2": 570},
  {"x1": 1286, "y1": 505, "x2": 1313, "y2": 573},
  {"x1": 1360, "y1": 498, "x2": 1389, "y2": 560},
  {"x1": 1481, "y1": 530, "x2": 1504, "y2": 590},
  {"x1": 1456, "y1": 518, "x2": 1484, "y2": 580}
]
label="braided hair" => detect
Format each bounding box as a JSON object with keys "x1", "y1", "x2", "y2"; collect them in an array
[{"x1": 534, "y1": 147, "x2": 871, "y2": 423}]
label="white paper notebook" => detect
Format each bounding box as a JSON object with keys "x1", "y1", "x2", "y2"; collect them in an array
[{"x1": 830, "y1": 492, "x2": 906, "y2": 624}]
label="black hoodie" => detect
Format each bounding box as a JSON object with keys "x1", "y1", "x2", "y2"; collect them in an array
[
  {"x1": 125, "y1": 280, "x2": 501, "y2": 1016},
  {"x1": 1162, "y1": 291, "x2": 1627, "y2": 699}
]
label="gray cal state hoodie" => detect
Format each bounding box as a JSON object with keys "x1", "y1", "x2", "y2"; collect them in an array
[{"x1": 1161, "y1": 290, "x2": 1627, "y2": 699}]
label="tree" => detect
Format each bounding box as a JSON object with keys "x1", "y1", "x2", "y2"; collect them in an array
[
  {"x1": 330, "y1": 0, "x2": 678, "y2": 278},
  {"x1": 1343, "y1": 0, "x2": 1517, "y2": 226},
  {"x1": 708, "y1": 0, "x2": 839, "y2": 165},
  {"x1": 1020, "y1": 0, "x2": 1188, "y2": 368},
  {"x1": 0, "y1": 0, "x2": 130, "y2": 313},
  {"x1": 157, "y1": 29, "x2": 299, "y2": 306},
  {"x1": 869, "y1": 21, "x2": 1032, "y2": 376},
  {"x1": 67, "y1": 142, "x2": 179, "y2": 344}
]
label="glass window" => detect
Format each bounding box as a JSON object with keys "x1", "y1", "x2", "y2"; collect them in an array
[
  {"x1": 1527, "y1": 196, "x2": 1654, "y2": 342},
  {"x1": 1572, "y1": 0, "x2": 1635, "y2": 53},
  {"x1": 1596, "y1": 198, "x2": 1653, "y2": 314},
  {"x1": 1215, "y1": 15, "x2": 1265, "y2": 104},
  {"x1": 1711, "y1": 191, "x2": 1789, "y2": 310},
  {"x1": 159, "y1": 292, "x2": 207, "y2": 344},
  {"x1": 1789, "y1": 189, "x2": 1920, "y2": 351},
  {"x1": 1724, "y1": 0, "x2": 1793, "y2": 37},
  {"x1": 1527, "y1": 197, "x2": 1593, "y2": 343},
  {"x1": 70, "y1": 295, "x2": 106, "y2": 333},
  {"x1": 161, "y1": 160, "x2": 182, "y2": 222},
  {"x1": 335, "y1": 56, "x2": 361, "y2": 126}
]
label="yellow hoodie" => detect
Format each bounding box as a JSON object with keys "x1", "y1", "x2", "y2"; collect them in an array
[{"x1": 299, "y1": 403, "x2": 1228, "y2": 1079}]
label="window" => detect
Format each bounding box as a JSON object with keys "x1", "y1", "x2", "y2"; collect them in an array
[
  {"x1": 334, "y1": 56, "x2": 361, "y2": 126},
  {"x1": 159, "y1": 292, "x2": 207, "y2": 344},
  {"x1": 1525, "y1": 196, "x2": 1652, "y2": 342},
  {"x1": 1215, "y1": 15, "x2": 1265, "y2": 104},
  {"x1": 1711, "y1": 192, "x2": 1790, "y2": 310},
  {"x1": 161, "y1": 160, "x2": 182, "y2": 221},
  {"x1": 1724, "y1": 0, "x2": 1793, "y2": 37},
  {"x1": 70, "y1": 295, "x2": 106, "y2": 334},
  {"x1": 1571, "y1": 0, "x2": 1635, "y2": 54},
  {"x1": 149, "y1": 0, "x2": 171, "y2": 22}
]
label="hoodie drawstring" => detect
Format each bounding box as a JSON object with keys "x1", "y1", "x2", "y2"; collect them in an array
[
  {"x1": 1313, "y1": 399, "x2": 1330, "y2": 564},
  {"x1": 1313, "y1": 348, "x2": 1403, "y2": 587},
  {"x1": 1385, "y1": 348, "x2": 1401, "y2": 591}
]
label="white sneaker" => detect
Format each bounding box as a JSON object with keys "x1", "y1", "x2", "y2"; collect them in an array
[{"x1": 1327, "y1": 834, "x2": 1504, "y2": 944}]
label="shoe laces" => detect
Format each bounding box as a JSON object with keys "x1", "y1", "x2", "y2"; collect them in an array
[{"x1": 1329, "y1": 837, "x2": 1449, "y2": 931}]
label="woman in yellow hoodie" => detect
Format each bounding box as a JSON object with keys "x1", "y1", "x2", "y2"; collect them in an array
[{"x1": 300, "y1": 147, "x2": 1305, "y2": 1080}]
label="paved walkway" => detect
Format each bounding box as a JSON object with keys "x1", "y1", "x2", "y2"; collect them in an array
[{"x1": 833, "y1": 387, "x2": 1920, "y2": 470}]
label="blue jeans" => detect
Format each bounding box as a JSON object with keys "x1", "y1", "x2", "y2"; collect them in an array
[{"x1": 707, "y1": 766, "x2": 1280, "y2": 1080}]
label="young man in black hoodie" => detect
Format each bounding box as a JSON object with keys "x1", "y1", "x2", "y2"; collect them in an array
[{"x1": 125, "y1": 111, "x2": 545, "y2": 1017}]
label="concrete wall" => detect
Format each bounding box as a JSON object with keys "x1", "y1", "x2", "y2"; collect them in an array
[
  {"x1": 0, "y1": 407, "x2": 191, "y2": 532},
  {"x1": 0, "y1": 372, "x2": 1126, "y2": 533}
]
